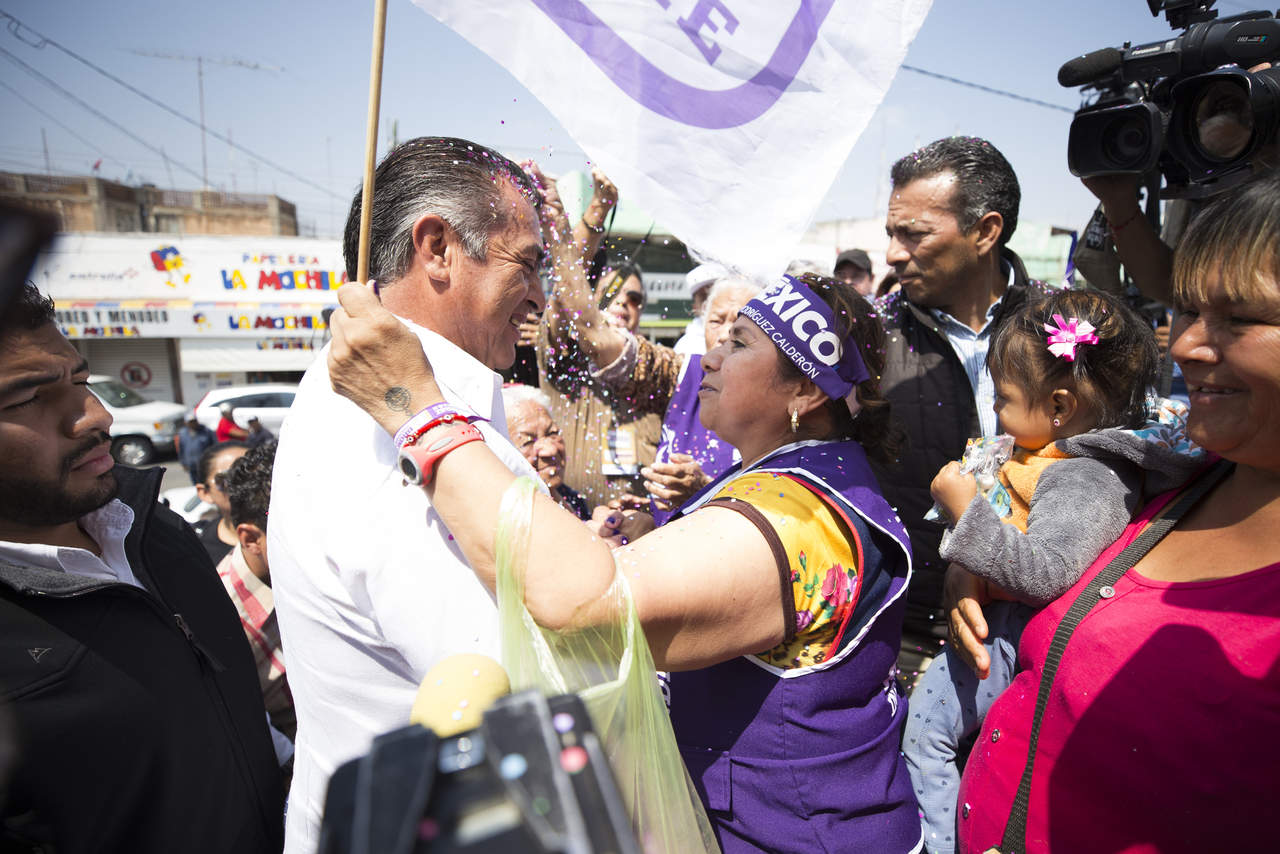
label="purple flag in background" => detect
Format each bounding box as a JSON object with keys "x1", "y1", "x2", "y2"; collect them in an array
[{"x1": 410, "y1": 0, "x2": 931, "y2": 281}]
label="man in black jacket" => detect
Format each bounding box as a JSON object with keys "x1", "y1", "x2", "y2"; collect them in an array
[
  {"x1": 0, "y1": 284, "x2": 285, "y2": 852},
  {"x1": 872, "y1": 137, "x2": 1055, "y2": 689}
]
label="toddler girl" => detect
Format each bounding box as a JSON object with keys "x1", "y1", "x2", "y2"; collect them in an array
[{"x1": 903, "y1": 289, "x2": 1203, "y2": 854}]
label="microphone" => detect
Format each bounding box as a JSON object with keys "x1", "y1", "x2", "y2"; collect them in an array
[
  {"x1": 409, "y1": 654, "x2": 511, "y2": 737},
  {"x1": 1058, "y1": 47, "x2": 1124, "y2": 87}
]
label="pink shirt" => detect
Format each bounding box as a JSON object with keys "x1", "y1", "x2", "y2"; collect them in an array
[{"x1": 958, "y1": 486, "x2": 1280, "y2": 853}]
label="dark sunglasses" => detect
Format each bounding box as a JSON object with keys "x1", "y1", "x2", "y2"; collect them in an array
[{"x1": 619, "y1": 289, "x2": 645, "y2": 309}]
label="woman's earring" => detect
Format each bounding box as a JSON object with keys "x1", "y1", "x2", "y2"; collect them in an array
[
  {"x1": 790, "y1": 409, "x2": 799, "y2": 433},
  {"x1": 1052, "y1": 417, "x2": 1062, "y2": 427}
]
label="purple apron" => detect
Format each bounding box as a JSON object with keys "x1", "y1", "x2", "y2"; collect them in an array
[
  {"x1": 668, "y1": 440, "x2": 920, "y2": 853},
  {"x1": 652, "y1": 355, "x2": 738, "y2": 526}
]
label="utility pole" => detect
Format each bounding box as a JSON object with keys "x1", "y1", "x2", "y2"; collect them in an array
[
  {"x1": 40, "y1": 127, "x2": 51, "y2": 174},
  {"x1": 160, "y1": 147, "x2": 176, "y2": 190},
  {"x1": 196, "y1": 57, "x2": 206, "y2": 189},
  {"x1": 130, "y1": 50, "x2": 281, "y2": 189},
  {"x1": 325, "y1": 136, "x2": 335, "y2": 235}
]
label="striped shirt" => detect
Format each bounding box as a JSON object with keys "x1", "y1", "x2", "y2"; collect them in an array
[{"x1": 217, "y1": 545, "x2": 295, "y2": 741}]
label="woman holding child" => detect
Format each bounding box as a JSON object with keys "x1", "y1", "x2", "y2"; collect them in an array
[
  {"x1": 954, "y1": 171, "x2": 1280, "y2": 852},
  {"x1": 903, "y1": 287, "x2": 1204, "y2": 853}
]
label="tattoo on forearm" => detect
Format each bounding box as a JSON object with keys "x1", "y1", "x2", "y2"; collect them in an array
[{"x1": 384, "y1": 386, "x2": 411, "y2": 413}]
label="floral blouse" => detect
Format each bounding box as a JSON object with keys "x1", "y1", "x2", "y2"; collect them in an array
[{"x1": 706, "y1": 472, "x2": 862, "y2": 669}]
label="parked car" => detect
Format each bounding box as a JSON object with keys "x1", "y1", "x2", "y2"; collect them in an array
[
  {"x1": 193, "y1": 384, "x2": 298, "y2": 434},
  {"x1": 88, "y1": 375, "x2": 186, "y2": 466},
  {"x1": 159, "y1": 485, "x2": 217, "y2": 526}
]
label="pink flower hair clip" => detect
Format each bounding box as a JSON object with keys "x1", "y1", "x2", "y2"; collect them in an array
[{"x1": 1044, "y1": 313, "x2": 1098, "y2": 361}]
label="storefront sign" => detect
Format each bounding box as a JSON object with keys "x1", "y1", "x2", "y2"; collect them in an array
[
  {"x1": 57, "y1": 299, "x2": 336, "y2": 339},
  {"x1": 220, "y1": 267, "x2": 347, "y2": 292},
  {"x1": 55, "y1": 301, "x2": 188, "y2": 338},
  {"x1": 35, "y1": 234, "x2": 346, "y2": 303},
  {"x1": 192, "y1": 304, "x2": 333, "y2": 335},
  {"x1": 257, "y1": 337, "x2": 319, "y2": 351}
]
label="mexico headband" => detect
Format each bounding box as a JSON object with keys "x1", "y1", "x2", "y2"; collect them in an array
[{"x1": 738, "y1": 276, "x2": 869, "y2": 406}]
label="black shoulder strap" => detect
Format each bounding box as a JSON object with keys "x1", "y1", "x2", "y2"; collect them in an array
[{"x1": 996, "y1": 459, "x2": 1233, "y2": 853}]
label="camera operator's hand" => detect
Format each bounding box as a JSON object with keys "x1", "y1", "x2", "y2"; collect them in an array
[
  {"x1": 1081, "y1": 174, "x2": 1141, "y2": 221},
  {"x1": 1079, "y1": 173, "x2": 1173, "y2": 306}
]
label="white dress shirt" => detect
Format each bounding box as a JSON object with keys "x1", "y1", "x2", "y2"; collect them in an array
[
  {"x1": 268, "y1": 319, "x2": 543, "y2": 854},
  {"x1": 0, "y1": 499, "x2": 141, "y2": 588}
]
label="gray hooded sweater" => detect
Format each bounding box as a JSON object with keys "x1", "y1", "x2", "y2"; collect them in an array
[{"x1": 939, "y1": 412, "x2": 1205, "y2": 607}]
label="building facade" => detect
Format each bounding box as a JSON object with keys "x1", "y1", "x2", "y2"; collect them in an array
[
  {"x1": 0, "y1": 171, "x2": 298, "y2": 237},
  {"x1": 35, "y1": 234, "x2": 340, "y2": 404}
]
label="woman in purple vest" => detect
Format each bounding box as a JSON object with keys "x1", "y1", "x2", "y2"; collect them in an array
[{"x1": 326, "y1": 267, "x2": 921, "y2": 853}]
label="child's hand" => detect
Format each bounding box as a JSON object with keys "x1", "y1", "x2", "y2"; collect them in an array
[{"x1": 930, "y1": 461, "x2": 978, "y2": 522}]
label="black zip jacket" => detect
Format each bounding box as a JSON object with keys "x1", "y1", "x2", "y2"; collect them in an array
[
  {"x1": 0, "y1": 465, "x2": 285, "y2": 852},
  {"x1": 870, "y1": 249, "x2": 1054, "y2": 642}
]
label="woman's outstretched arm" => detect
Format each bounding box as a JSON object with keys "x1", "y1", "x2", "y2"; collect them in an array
[
  {"x1": 328, "y1": 282, "x2": 784, "y2": 670},
  {"x1": 533, "y1": 164, "x2": 630, "y2": 368}
]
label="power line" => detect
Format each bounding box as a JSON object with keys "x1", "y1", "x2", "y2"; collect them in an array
[
  {"x1": 901, "y1": 65, "x2": 1076, "y2": 114},
  {"x1": 0, "y1": 78, "x2": 130, "y2": 170},
  {"x1": 0, "y1": 44, "x2": 206, "y2": 184},
  {"x1": 0, "y1": 9, "x2": 344, "y2": 200},
  {"x1": 128, "y1": 49, "x2": 282, "y2": 190}
]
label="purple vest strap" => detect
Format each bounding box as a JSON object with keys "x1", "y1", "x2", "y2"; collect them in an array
[{"x1": 652, "y1": 355, "x2": 737, "y2": 526}]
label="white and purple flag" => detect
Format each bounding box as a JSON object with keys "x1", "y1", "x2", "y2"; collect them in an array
[{"x1": 411, "y1": 0, "x2": 932, "y2": 277}]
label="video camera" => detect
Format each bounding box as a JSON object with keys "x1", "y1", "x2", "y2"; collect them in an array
[
  {"x1": 1061, "y1": 0, "x2": 1280, "y2": 199},
  {"x1": 318, "y1": 690, "x2": 640, "y2": 854}
]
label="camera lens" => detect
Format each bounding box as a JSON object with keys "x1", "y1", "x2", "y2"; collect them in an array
[
  {"x1": 1102, "y1": 114, "x2": 1153, "y2": 170},
  {"x1": 1192, "y1": 79, "x2": 1254, "y2": 162}
]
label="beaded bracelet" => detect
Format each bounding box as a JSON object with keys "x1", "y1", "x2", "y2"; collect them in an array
[
  {"x1": 393, "y1": 403, "x2": 457, "y2": 448},
  {"x1": 394, "y1": 400, "x2": 490, "y2": 448},
  {"x1": 402, "y1": 412, "x2": 470, "y2": 449}
]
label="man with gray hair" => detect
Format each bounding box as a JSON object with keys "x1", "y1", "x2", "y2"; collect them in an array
[
  {"x1": 872, "y1": 136, "x2": 1053, "y2": 689},
  {"x1": 267, "y1": 137, "x2": 548, "y2": 852}
]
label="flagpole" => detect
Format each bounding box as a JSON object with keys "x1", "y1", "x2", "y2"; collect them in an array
[{"x1": 357, "y1": 0, "x2": 389, "y2": 284}]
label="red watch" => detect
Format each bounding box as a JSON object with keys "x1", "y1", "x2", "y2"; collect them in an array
[{"x1": 398, "y1": 422, "x2": 484, "y2": 485}]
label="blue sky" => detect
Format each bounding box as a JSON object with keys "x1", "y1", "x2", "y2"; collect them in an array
[{"x1": 0, "y1": 0, "x2": 1258, "y2": 238}]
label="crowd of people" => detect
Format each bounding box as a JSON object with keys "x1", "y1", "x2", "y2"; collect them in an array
[{"x1": 0, "y1": 127, "x2": 1275, "y2": 854}]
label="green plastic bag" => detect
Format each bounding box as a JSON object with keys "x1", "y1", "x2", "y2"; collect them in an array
[{"x1": 495, "y1": 477, "x2": 720, "y2": 854}]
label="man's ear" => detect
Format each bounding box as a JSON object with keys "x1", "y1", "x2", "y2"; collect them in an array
[
  {"x1": 236, "y1": 522, "x2": 266, "y2": 556},
  {"x1": 412, "y1": 213, "x2": 451, "y2": 284},
  {"x1": 971, "y1": 210, "x2": 1004, "y2": 256}
]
